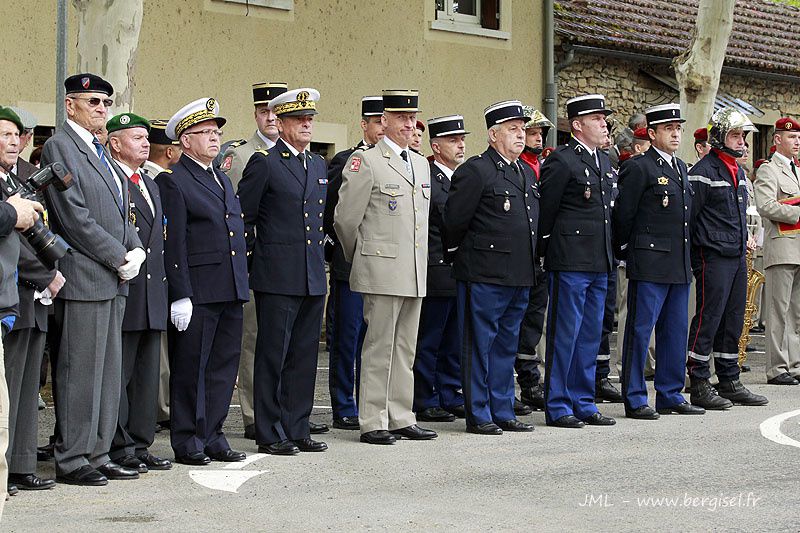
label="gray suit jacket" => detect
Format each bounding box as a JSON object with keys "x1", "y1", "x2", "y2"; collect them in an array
[
  {"x1": 755, "y1": 155, "x2": 800, "y2": 268},
  {"x1": 41, "y1": 122, "x2": 142, "y2": 301}
]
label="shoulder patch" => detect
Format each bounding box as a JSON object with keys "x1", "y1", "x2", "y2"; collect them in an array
[
  {"x1": 349, "y1": 156, "x2": 362, "y2": 172},
  {"x1": 220, "y1": 155, "x2": 233, "y2": 171}
]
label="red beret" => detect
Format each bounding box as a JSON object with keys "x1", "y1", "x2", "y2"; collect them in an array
[
  {"x1": 633, "y1": 127, "x2": 649, "y2": 141},
  {"x1": 618, "y1": 151, "x2": 632, "y2": 163},
  {"x1": 415, "y1": 120, "x2": 425, "y2": 132},
  {"x1": 754, "y1": 159, "x2": 767, "y2": 170},
  {"x1": 694, "y1": 127, "x2": 708, "y2": 142},
  {"x1": 775, "y1": 117, "x2": 800, "y2": 131}
]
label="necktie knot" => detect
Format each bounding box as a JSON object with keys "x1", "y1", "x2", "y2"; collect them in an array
[
  {"x1": 130, "y1": 172, "x2": 141, "y2": 185},
  {"x1": 400, "y1": 150, "x2": 408, "y2": 162}
]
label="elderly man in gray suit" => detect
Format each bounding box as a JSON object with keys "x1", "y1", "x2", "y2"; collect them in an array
[{"x1": 41, "y1": 73, "x2": 145, "y2": 486}]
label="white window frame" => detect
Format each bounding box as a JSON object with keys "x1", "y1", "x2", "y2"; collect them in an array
[
  {"x1": 431, "y1": 0, "x2": 509, "y2": 40},
  {"x1": 436, "y1": 0, "x2": 481, "y2": 26}
]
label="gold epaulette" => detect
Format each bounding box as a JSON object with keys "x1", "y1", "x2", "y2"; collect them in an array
[
  {"x1": 161, "y1": 169, "x2": 173, "y2": 174},
  {"x1": 229, "y1": 139, "x2": 247, "y2": 148},
  {"x1": 255, "y1": 149, "x2": 269, "y2": 156}
]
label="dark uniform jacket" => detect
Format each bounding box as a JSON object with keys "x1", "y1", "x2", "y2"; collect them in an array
[
  {"x1": 688, "y1": 149, "x2": 748, "y2": 257},
  {"x1": 538, "y1": 137, "x2": 614, "y2": 273},
  {"x1": 612, "y1": 147, "x2": 693, "y2": 284},
  {"x1": 238, "y1": 138, "x2": 328, "y2": 297},
  {"x1": 122, "y1": 169, "x2": 168, "y2": 331},
  {"x1": 426, "y1": 160, "x2": 456, "y2": 297},
  {"x1": 442, "y1": 146, "x2": 538, "y2": 287},
  {"x1": 155, "y1": 154, "x2": 249, "y2": 305},
  {"x1": 323, "y1": 141, "x2": 366, "y2": 281}
]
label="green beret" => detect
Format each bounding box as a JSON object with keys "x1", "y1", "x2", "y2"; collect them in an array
[
  {"x1": 106, "y1": 112, "x2": 150, "y2": 134},
  {"x1": 0, "y1": 106, "x2": 24, "y2": 133}
]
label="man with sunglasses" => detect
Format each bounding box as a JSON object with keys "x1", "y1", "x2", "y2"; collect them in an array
[
  {"x1": 156, "y1": 98, "x2": 249, "y2": 466},
  {"x1": 40, "y1": 73, "x2": 145, "y2": 486}
]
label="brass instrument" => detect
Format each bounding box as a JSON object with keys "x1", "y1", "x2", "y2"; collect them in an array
[{"x1": 738, "y1": 249, "x2": 765, "y2": 366}]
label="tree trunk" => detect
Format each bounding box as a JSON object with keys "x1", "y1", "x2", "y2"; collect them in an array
[
  {"x1": 72, "y1": 0, "x2": 144, "y2": 112},
  {"x1": 673, "y1": 0, "x2": 735, "y2": 162}
]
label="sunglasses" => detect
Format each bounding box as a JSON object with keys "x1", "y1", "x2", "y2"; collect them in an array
[{"x1": 69, "y1": 96, "x2": 114, "y2": 108}]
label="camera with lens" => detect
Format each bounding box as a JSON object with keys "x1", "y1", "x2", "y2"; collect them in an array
[{"x1": 7, "y1": 162, "x2": 74, "y2": 268}]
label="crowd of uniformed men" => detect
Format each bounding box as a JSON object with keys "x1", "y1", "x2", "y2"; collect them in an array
[{"x1": 1, "y1": 70, "x2": 799, "y2": 502}]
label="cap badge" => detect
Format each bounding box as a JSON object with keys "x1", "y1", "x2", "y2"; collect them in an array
[
  {"x1": 658, "y1": 177, "x2": 669, "y2": 185},
  {"x1": 206, "y1": 98, "x2": 216, "y2": 111},
  {"x1": 788, "y1": 123, "x2": 794, "y2": 130},
  {"x1": 81, "y1": 77, "x2": 90, "y2": 89},
  {"x1": 672, "y1": 109, "x2": 677, "y2": 116},
  {"x1": 120, "y1": 115, "x2": 130, "y2": 125},
  {"x1": 297, "y1": 91, "x2": 309, "y2": 102}
]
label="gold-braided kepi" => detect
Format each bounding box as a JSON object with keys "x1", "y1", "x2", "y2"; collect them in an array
[{"x1": 166, "y1": 97, "x2": 227, "y2": 140}]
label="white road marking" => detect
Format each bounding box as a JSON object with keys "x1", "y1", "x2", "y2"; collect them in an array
[
  {"x1": 189, "y1": 470, "x2": 267, "y2": 493},
  {"x1": 224, "y1": 453, "x2": 267, "y2": 470},
  {"x1": 759, "y1": 408, "x2": 800, "y2": 449}
]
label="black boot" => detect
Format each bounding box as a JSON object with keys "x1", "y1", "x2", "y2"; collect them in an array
[
  {"x1": 520, "y1": 384, "x2": 545, "y2": 411},
  {"x1": 689, "y1": 378, "x2": 733, "y2": 410},
  {"x1": 595, "y1": 377, "x2": 623, "y2": 403},
  {"x1": 716, "y1": 379, "x2": 768, "y2": 406}
]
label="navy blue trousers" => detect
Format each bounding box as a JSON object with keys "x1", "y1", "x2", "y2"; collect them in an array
[
  {"x1": 544, "y1": 271, "x2": 607, "y2": 423},
  {"x1": 413, "y1": 296, "x2": 463, "y2": 411},
  {"x1": 458, "y1": 282, "x2": 529, "y2": 426},
  {"x1": 596, "y1": 267, "x2": 617, "y2": 379},
  {"x1": 687, "y1": 250, "x2": 745, "y2": 381},
  {"x1": 621, "y1": 280, "x2": 689, "y2": 410},
  {"x1": 328, "y1": 280, "x2": 365, "y2": 418},
  {"x1": 515, "y1": 261, "x2": 548, "y2": 389}
]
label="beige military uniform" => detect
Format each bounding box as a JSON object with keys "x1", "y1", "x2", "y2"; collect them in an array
[
  {"x1": 221, "y1": 130, "x2": 271, "y2": 430},
  {"x1": 754, "y1": 154, "x2": 800, "y2": 380},
  {"x1": 334, "y1": 137, "x2": 430, "y2": 433}
]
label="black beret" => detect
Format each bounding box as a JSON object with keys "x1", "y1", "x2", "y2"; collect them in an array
[{"x1": 64, "y1": 73, "x2": 114, "y2": 96}]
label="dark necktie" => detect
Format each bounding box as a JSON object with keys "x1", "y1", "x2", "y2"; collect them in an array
[
  {"x1": 93, "y1": 136, "x2": 122, "y2": 206},
  {"x1": 298, "y1": 152, "x2": 307, "y2": 176},
  {"x1": 792, "y1": 160, "x2": 798, "y2": 179},
  {"x1": 400, "y1": 150, "x2": 414, "y2": 182},
  {"x1": 672, "y1": 157, "x2": 681, "y2": 182},
  {"x1": 512, "y1": 161, "x2": 525, "y2": 189}
]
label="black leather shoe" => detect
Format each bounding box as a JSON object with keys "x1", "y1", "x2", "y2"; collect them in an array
[
  {"x1": 716, "y1": 379, "x2": 769, "y2": 406},
  {"x1": 97, "y1": 461, "x2": 139, "y2": 480},
  {"x1": 497, "y1": 419, "x2": 534, "y2": 432},
  {"x1": 138, "y1": 452, "x2": 172, "y2": 470},
  {"x1": 466, "y1": 422, "x2": 503, "y2": 435},
  {"x1": 582, "y1": 412, "x2": 616, "y2": 426},
  {"x1": 750, "y1": 324, "x2": 765, "y2": 334},
  {"x1": 767, "y1": 372, "x2": 799, "y2": 386},
  {"x1": 7, "y1": 473, "x2": 56, "y2": 491},
  {"x1": 514, "y1": 399, "x2": 533, "y2": 416},
  {"x1": 116, "y1": 454, "x2": 148, "y2": 473},
  {"x1": 445, "y1": 405, "x2": 466, "y2": 419},
  {"x1": 7, "y1": 484, "x2": 18, "y2": 496},
  {"x1": 625, "y1": 405, "x2": 660, "y2": 420},
  {"x1": 360, "y1": 430, "x2": 396, "y2": 445},
  {"x1": 174, "y1": 452, "x2": 211, "y2": 466},
  {"x1": 520, "y1": 385, "x2": 545, "y2": 410},
  {"x1": 309, "y1": 421, "x2": 330, "y2": 434},
  {"x1": 690, "y1": 378, "x2": 733, "y2": 410},
  {"x1": 244, "y1": 424, "x2": 256, "y2": 440},
  {"x1": 547, "y1": 415, "x2": 585, "y2": 428},
  {"x1": 332, "y1": 416, "x2": 360, "y2": 430},
  {"x1": 657, "y1": 402, "x2": 705, "y2": 415},
  {"x1": 416, "y1": 407, "x2": 456, "y2": 422},
  {"x1": 595, "y1": 378, "x2": 623, "y2": 403},
  {"x1": 56, "y1": 465, "x2": 108, "y2": 486},
  {"x1": 390, "y1": 424, "x2": 437, "y2": 440},
  {"x1": 207, "y1": 448, "x2": 246, "y2": 462},
  {"x1": 258, "y1": 440, "x2": 300, "y2": 455},
  {"x1": 293, "y1": 438, "x2": 328, "y2": 452}
]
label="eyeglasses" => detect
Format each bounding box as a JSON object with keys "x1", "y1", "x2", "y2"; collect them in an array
[
  {"x1": 183, "y1": 129, "x2": 224, "y2": 138},
  {"x1": 68, "y1": 96, "x2": 114, "y2": 108}
]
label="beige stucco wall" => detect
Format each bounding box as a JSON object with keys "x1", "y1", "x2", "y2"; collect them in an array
[{"x1": 1, "y1": 0, "x2": 544, "y2": 158}]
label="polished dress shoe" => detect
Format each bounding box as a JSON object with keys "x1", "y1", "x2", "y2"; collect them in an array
[
  {"x1": 657, "y1": 402, "x2": 705, "y2": 415},
  {"x1": 293, "y1": 438, "x2": 328, "y2": 452},
  {"x1": 56, "y1": 465, "x2": 108, "y2": 486},
  {"x1": 332, "y1": 416, "x2": 360, "y2": 430},
  {"x1": 519, "y1": 385, "x2": 545, "y2": 410},
  {"x1": 117, "y1": 454, "x2": 148, "y2": 473},
  {"x1": 716, "y1": 379, "x2": 769, "y2": 406},
  {"x1": 514, "y1": 399, "x2": 533, "y2": 416},
  {"x1": 207, "y1": 448, "x2": 246, "y2": 462},
  {"x1": 7, "y1": 473, "x2": 56, "y2": 491},
  {"x1": 767, "y1": 372, "x2": 799, "y2": 386},
  {"x1": 390, "y1": 424, "x2": 437, "y2": 440},
  {"x1": 595, "y1": 378, "x2": 623, "y2": 403},
  {"x1": 445, "y1": 404, "x2": 466, "y2": 419},
  {"x1": 582, "y1": 412, "x2": 616, "y2": 426},
  {"x1": 7, "y1": 484, "x2": 18, "y2": 496},
  {"x1": 138, "y1": 452, "x2": 172, "y2": 470},
  {"x1": 497, "y1": 419, "x2": 534, "y2": 432},
  {"x1": 416, "y1": 407, "x2": 456, "y2": 422},
  {"x1": 547, "y1": 415, "x2": 585, "y2": 429},
  {"x1": 690, "y1": 378, "x2": 733, "y2": 410},
  {"x1": 97, "y1": 461, "x2": 139, "y2": 480},
  {"x1": 244, "y1": 424, "x2": 256, "y2": 440},
  {"x1": 309, "y1": 421, "x2": 330, "y2": 434},
  {"x1": 360, "y1": 430, "x2": 396, "y2": 445},
  {"x1": 466, "y1": 422, "x2": 503, "y2": 435},
  {"x1": 625, "y1": 405, "x2": 660, "y2": 420},
  {"x1": 174, "y1": 452, "x2": 211, "y2": 466},
  {"x1": 258, "y1": 440, "x2": 300, "y2": 455}
]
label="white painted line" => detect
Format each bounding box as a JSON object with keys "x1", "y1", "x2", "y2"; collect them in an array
[
  {"x1": 224, "y1": 453, "x2": 267, "y2": 470},
  {"x1": 190, "y1": 470, "x2": 267, "y2": 493},
  {"x1": 759, "y1": 408, "x2": 800, "y2": 449}
]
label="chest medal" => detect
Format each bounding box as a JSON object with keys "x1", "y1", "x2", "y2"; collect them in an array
[
  {"x1": 503, "y1": 197, "x2": 511, "y2": 212},
  {"x1": 584, "y1": 185, "x2": 591, "y2": 200},
  {"x1": 389, "y1": 199, "x2": 397, "y2": 211},
  {"x1": 662, "y1": 194, "x2": 669, "y2": 208}
]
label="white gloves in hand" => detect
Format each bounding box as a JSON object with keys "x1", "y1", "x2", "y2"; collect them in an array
[
  {"x1": 118, "y1": 248, "x2": 147, "y2": 280},
  {"x1": 170, "y1": 297, "x2": 193, "y2": 332}
]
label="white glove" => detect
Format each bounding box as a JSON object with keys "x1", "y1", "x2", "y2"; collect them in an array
[
  {"x1": 170, "y1": 297, "x2": 193, "y2": 332},
  {"x1": 118, "y1": 248, "x2": 147, "y2": 280}
]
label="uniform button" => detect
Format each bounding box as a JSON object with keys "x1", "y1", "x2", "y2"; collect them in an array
[
  {"x1": 529, "y1": 218, "x2": 533, "y2": 222},
  {"x1": 576, "y1": 230, "x2": 580, "y2": 234},
  {"x1": 415, "y1": 243, "x2": 419, "y2": 248},
  {"x1": 303, "y1": 200, "x2": 307, "y2": 205},
  {"x1": 244, "y1": 232, "x2": 248, "y2": 237},
  {"x1": 304, "y1": 213, "x2": 309, "y2": 218},
  {"x1": 319, "y1": 226, "x2": 323, "y2": 231},
  {"x1": 319, "y1": 199, "x2": 323, "y2": 204},
  {"x1": 531, "y1": 231, "x2": 535, "y2": 235},
  {"x1": 489, "y1": 244, "x2": 494, "y2": 249},
  {"x1": 525, "y1": 193, "x2": 528, "y2": 198},
  {"x1": 601, "y1": 191, "x2": 605, "y2": 195},
  {"x1": 649, "y1": 243, "x2": 654, "y2": 248},
  {"x1": 225, "y1": 214, "x2": 229, "y2": 219},
  {"x1": 241, "y1": 213, "x2": 244, "y2": 218},
  {"x1": 146, "y1": 273, "x2": 151, "y2": 280},
  {"x1": 684, "y1": 222, "x2": 688, "y2": 227},
  {"x1": 306, "y1": 226, "x2": 311, "y2": 231},
  {"x1": 307, "y1": 240, "x2": 311, "y2": 245},
  {"x1": 318, "y1": 213, "x2": 322, "y2": 218},
  {"x1": 685, "y1": 206, "x2": 688, "y2": 210},
  {"x1": 412, "y1": 190, "x2": 416, "y2": 195},
  {"x1": 377, "y1": 250, "x2": 381, "y2": 255},
  {"x1": 319, "y1": 240, "x2": 323, "y2": 245},
  {"x1": 231, "y1": 251, "x2": 236, "y2": 256},
  {"x1": 604, "y1": 219, "x2": 608, "y2": 224},
  {"x1": 527, "y1": 205, "x2": 531, "y2": 210},
  {"x1": 604, "y1": 205, "x2": 608, "y2": 209},
  {"x1": 415, "y1": 225, "x2": 420, "y2": 230},
  {"x1": 685, "y1": 238, "x2": 688, "y2": 242},
  {"x1": 229, "y1": 231, "x2": 234, "y2": 237},
  {"x1": 162, "y1": 250, "x2": 164, "y2": 255},
  {"x1": 146, "y1": 247, "x2": 150, "y2": 253},
  {"x1": 415, "y1": 208, "x2": 419, "y2": 212},
  {"x1": 439, "y1": 259, "x2": 444, "y2": 264},
  {"x1": 174, "y1": 264, "x2": 178, "y2": 268}
]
